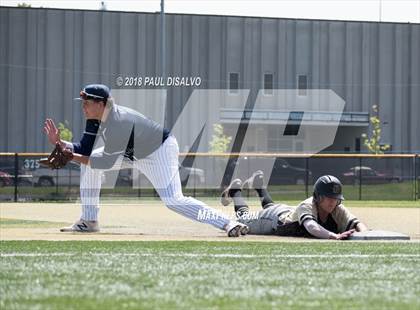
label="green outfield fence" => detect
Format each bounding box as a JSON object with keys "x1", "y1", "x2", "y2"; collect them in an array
[{"x1": 0, "y1": 153, "x2": 418, "y2": 202}]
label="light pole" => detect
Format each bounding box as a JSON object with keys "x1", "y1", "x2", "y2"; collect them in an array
[
  {"x1": 379, "y1": 0, "x2": 382, "y2": 22},
  {"x1": 160, "y1": 0, "x2": 167, "y2": 117}
]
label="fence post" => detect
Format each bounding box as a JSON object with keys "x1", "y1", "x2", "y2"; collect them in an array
[
  {"x1": 14, "y1": 153, "x2": 18, "y2": 202},
  {"x1": 414, "y1": 155, "x2": 418, "y2": 201},
  {"x1": 246, "y1": 155, "x2": 250, "y2": 199},
  {"x1": 55, "y1": 169, "x2": 59, "y2": 197},
  {"x1": 138, "y1": 182, "x2": 141, "y2": 198},
  {"x1": 193, "y1": 158, "x2": 197, "y2": 198},
  {"x1": 358, "y1": 157, "x2": 362, "y2": 200},
  {"x1": 305, "y1": 157, "x2": 309, "y2": 197}
]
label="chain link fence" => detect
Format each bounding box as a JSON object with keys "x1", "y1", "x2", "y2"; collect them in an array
[{"x1": 0, "y1": 153, "x2": 418, "y2": 202}]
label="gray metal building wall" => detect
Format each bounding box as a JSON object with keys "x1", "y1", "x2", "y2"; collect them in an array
[{"x1": 0, "y1": 7, "x2": 419, "y2": 152}]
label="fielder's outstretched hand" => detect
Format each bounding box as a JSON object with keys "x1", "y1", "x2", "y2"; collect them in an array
[
  {"x1": 332, "y1": 229, "x2": 356, "y2": 240},
  {"x1": 43, "y1": 118, "x2": 61, "y2": 146},
  {"x1": 40, "y1": 142, "x2": 74, "y2": 169}
]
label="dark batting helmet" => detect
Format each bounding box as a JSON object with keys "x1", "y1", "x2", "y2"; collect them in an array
[{"x1": 313, "y1": 175, "x2": 344, "y2": 201}]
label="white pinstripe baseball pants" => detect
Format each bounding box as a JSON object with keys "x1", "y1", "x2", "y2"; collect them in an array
[{"x1": 80, "y1": 136, "x2": 231, "y2": 230}]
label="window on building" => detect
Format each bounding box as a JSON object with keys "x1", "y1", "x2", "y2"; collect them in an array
[
  {"x1": 298, "y1": 74, "x2": 308, "y2": 96},
  {"x1": 355, "y1": 138, "x2": 361, "y2": 152},
  {"x1": 263, "y1": 73, "x2": 273, "y2": 95},
  {"x1": 284, "y1": 111, "x2": 304, "y2": 136},
  {"x1": 229, "y1": 72, "x2": 239, "y2": 94}
]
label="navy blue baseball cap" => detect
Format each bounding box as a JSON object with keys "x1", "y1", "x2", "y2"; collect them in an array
[{"x1": 74, "y1": 84, "x2": 110, "y2": 102}]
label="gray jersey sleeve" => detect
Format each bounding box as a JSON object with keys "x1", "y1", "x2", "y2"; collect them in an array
[{"x1": 90, "y1": 104, "x2": 169, "y2": 169}]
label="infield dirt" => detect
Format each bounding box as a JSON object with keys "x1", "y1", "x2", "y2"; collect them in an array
[{"x1": 0, "y1": 202, "x2": 419, "y2": 241}]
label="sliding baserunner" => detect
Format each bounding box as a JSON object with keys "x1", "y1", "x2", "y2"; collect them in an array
[{"x1": 221, "y1": 171, "x2": 368, "y2": 239}]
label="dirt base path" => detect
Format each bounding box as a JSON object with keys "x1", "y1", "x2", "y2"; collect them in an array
[{"x1": 1, "y1": 203, "x2": 419, "y2": 241}]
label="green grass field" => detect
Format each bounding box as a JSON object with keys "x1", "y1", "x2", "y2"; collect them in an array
[
  {"x1": 1, "y1": 241, "x2": 419, "y2": 310},
  {"x1": 0, "y1": 218, "x2": 70, "y2": 228}
]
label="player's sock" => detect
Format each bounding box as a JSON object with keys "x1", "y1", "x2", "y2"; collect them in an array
[
  {"x1": 229, "y1": 188, "x2": 250, "y2": 217},
  {"x1": 80, "y1": 188, "x2": 100, "y2": 221},
  {"x1": 80, "y1": 164, "x2": 102, "y2": 222},
  {"x1": 81, "y1": 205, "x2": 99, "y2": 221},
  {"x1": 255, "y1": 188, "x2": 275, "y2": 209}
]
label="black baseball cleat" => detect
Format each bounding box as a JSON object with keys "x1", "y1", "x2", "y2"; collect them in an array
[
  {"x1": 242, "y1": 170, "x2": 264, "y2": 190},
  {"x1": 220, "y1": 179, "x2": 242, "y2": 206}
]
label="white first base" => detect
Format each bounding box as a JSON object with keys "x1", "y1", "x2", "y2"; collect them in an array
[{"x1": 349, "y1": 230, "x2": 410, "y2": 240}]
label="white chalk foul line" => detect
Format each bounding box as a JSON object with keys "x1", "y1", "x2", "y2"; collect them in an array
[{"x1": 1, "y1": 253, "x2": 419, "y2": 258}]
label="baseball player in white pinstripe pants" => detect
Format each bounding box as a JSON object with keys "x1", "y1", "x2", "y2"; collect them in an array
[{"x1": 44, "y1": 84, "x2": 249, "y2": 237}]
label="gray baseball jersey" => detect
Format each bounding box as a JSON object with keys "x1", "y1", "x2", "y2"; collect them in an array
[
  {"x1": 238, "y1": 197, "x2": 360, "y2": 236},
  {"x1": 277, "y1": 197, "x2": 360, "y2": 236},
  {"x1": 89, "y1": 103, "x2": 170, "y2": 169}
]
